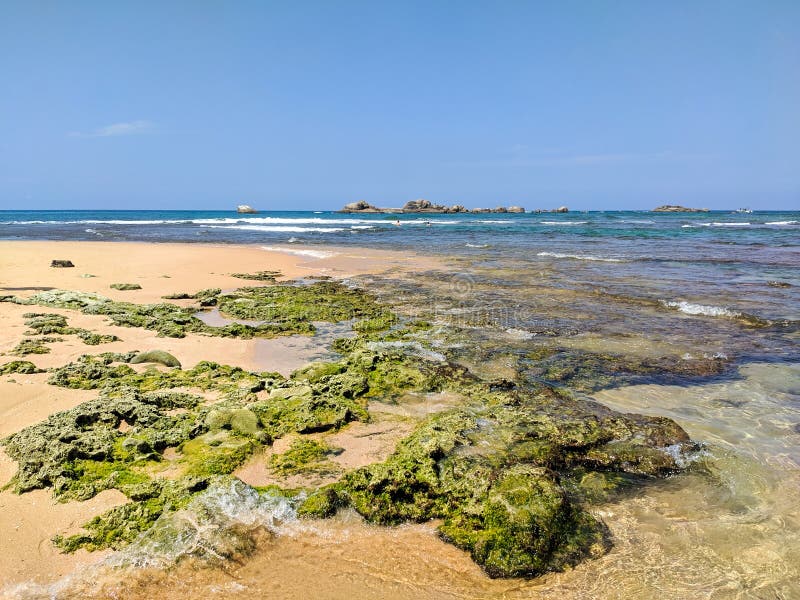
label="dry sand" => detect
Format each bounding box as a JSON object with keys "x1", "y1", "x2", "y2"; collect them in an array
[{"x1": 0, "y1": 240, "x2": 437, "y2": 593}]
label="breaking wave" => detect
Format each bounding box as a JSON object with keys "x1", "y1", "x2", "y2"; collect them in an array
[{"x1": 537, "y1": 251, "x2": 623, "y2": 262}]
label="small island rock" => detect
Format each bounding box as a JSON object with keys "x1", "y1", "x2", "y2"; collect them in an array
[{"x1": 652, "y1": 205, "x2": 709, "y2": 212}]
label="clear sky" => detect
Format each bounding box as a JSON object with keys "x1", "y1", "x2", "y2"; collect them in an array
[{"x1": 1, "y1": 1, "x2": 798, "y2": 211}]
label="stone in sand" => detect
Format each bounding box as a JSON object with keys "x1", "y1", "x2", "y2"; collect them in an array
[{"x1": 50, "y1": 259, "x2": 74, "y2": 268}]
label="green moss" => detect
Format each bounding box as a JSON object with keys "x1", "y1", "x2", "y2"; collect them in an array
[
  {"x1": 230, "y1": 270, "x2": 282, "y2": 282},
  {"x1": 11, "y1": 337, "x2": 58, "y2": 355},
  {"x1": 76, "y1": 330, "x2": 120, "y2": 345},
  {"x1": 332, "y1": 378, "x2": 693, "y2": 577},
  {"x1": 22, "y1": 312, "x2": 119, "y2": 346},
  {"x1": 110, "y1": 283, "x2": 142, "y2": 291},
  {"x1": 269, "y1": 438, "x2": 341, "y2": 476},
  {"x1": 250, "y1": 377, "x2": 369, "y2": 438},
  {"x1": 179, "y1": 434, "x2": 257, "y2": 477},
  {"x1": 352, "y1": 312, "x2": 398, "y2": 333},
  {"x1": 0, "y1": 360, "x2": 44, "y2": 375},
  {"x1": 0, "y1": 279, "x2": 703, "y2": 576},
  {"x1": 3, "y1": 284, "x2": 385, "y2": 340},
  {"x1": 439, "y1": 466, "x2": 606, "y2": 578},
  {"x1": 216, "y1": 280, "x2": 384, "y2": 325},
  {"x1": 290, "y1": 361, "x2": 346, "y2": 383},
  {"x1": 53, "y1": 477, "x2": 208, "y2": 552},
  {"x1": 297, "y1": 485, "x2": 344, "y2": 518},
  {"x1": 48, "y1": 355, "x2": 281, "y2": 397},
  {"x1": 23, "y1": 313, "x2": 69, "y2": 334}
]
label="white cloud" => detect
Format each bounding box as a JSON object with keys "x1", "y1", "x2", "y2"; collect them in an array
[{"x1": 69, "y1": 120, "x2": 155, "y2": 138}]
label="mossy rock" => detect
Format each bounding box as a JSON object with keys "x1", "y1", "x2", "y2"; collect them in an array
[
  {"x1": 297, "y1": 485, "x2": 344, "y2": 518},
  {"x1": 130, "y1": 350, "x2": 182, "y2": 368},
  {"x1": 230, "y1": 270, "x2": 282, "y2": 282},
  {"x1": 269, "y1": 438, "x2": 341, "y2": 476},
  {"x1": 11, "y1": 337, "x2": 55, "y2": 355},
  {"x1": 439, "y1": 465, "x2": 606, "y2": 578},
  {"x1": 0, "y1": 360, "x2": 43, "y2": 375}
]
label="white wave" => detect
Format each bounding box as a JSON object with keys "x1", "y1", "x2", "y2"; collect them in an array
[
  {"x1": 3, "y1": 217, "x2": 378, "y2": 226},
  {"x1": 109, "y1": 480, "x2": 299, "y2": 569},
  {"x1": 191, "y1": 217, "x2": 376, "y2": 225},
  {"x1": 662, "y1": 300, "x2": 741, "y2": 318},
  {"x1": 620, "y1": 219, "x2": 655, "y2": 224},
  {"x1": 689, "y1": 222, "x2": 752, "y2": 228},
  {"x1": 5, "y1": 219, "x2": 181, "y2": 225},
  {"x1": 201, "y1": 225, "x2": 345, "y2": 233},
  {"x1": 261, "y1": 245, "x2": 336, "y2": 259},
  {"x1": 350, "y1": 225, "x2": 375, "y2": 229},
  {"x1": 465, "y1": 243, "x2": 490, "y2": 248},
  {"x1": 540, "y1": 221, "x2": 588, "y2": 225},
  {"x1": 765, "y1": 220, "x2": 797, "y2": 225},
  {"x1": 537, "y1": 251, "x2": 622, "y2": 262}
]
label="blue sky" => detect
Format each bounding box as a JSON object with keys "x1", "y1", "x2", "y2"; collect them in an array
[{"x1": 1, "y1": 1, "x2": 798, "y2": 210}]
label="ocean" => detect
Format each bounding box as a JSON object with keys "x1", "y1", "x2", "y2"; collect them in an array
[
  {"x1": 2, "y1": 209, "x2": 798, "y2": 323},
  {"x1": 2, "y1": 209, "x2": 799, "y2": 598}
]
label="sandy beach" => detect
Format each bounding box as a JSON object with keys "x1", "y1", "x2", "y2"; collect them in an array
[{"x1": 0, "y1": 241, "x2": 435, "y2": 591}]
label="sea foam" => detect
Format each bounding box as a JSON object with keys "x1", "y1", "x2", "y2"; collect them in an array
[
  {"x1": 537, "y1": 251, "x2": 622, "y2": 262},
  {"x1": 203, "y1": 225, "x2": 345, "y2": 233},
  {"x1": 662, "y1": 300, "x2": 741, "y2": 318}
]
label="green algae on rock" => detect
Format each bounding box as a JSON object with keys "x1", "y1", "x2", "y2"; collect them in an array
[
  {"x1": 0, "y1": 360, "x2": 44, "y2": 375},
  {"x1": 320, "y1": 383, "x2": 692, "y2": 577},
  {"x1": 11, "y1": 337, "x2": 60, "y2": 355},
  {"x1": 2, "y1": 281, "x2": 385, "y2": 339},
  {"x1": 0, "y1": 276, "x2": 707, "y2": 578},
  {"x1": 230, "y1": 270, "x2": 282, "y2": 282},
  {"x1": 269, "y1": 438, "x2": 342, "y2": 476},
  {"x1": 22, "y1": 312, "x2": 120, "y2": 346},
  {"x1": 216, "y1": 280, "x2": 384, "y2": 325}
]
